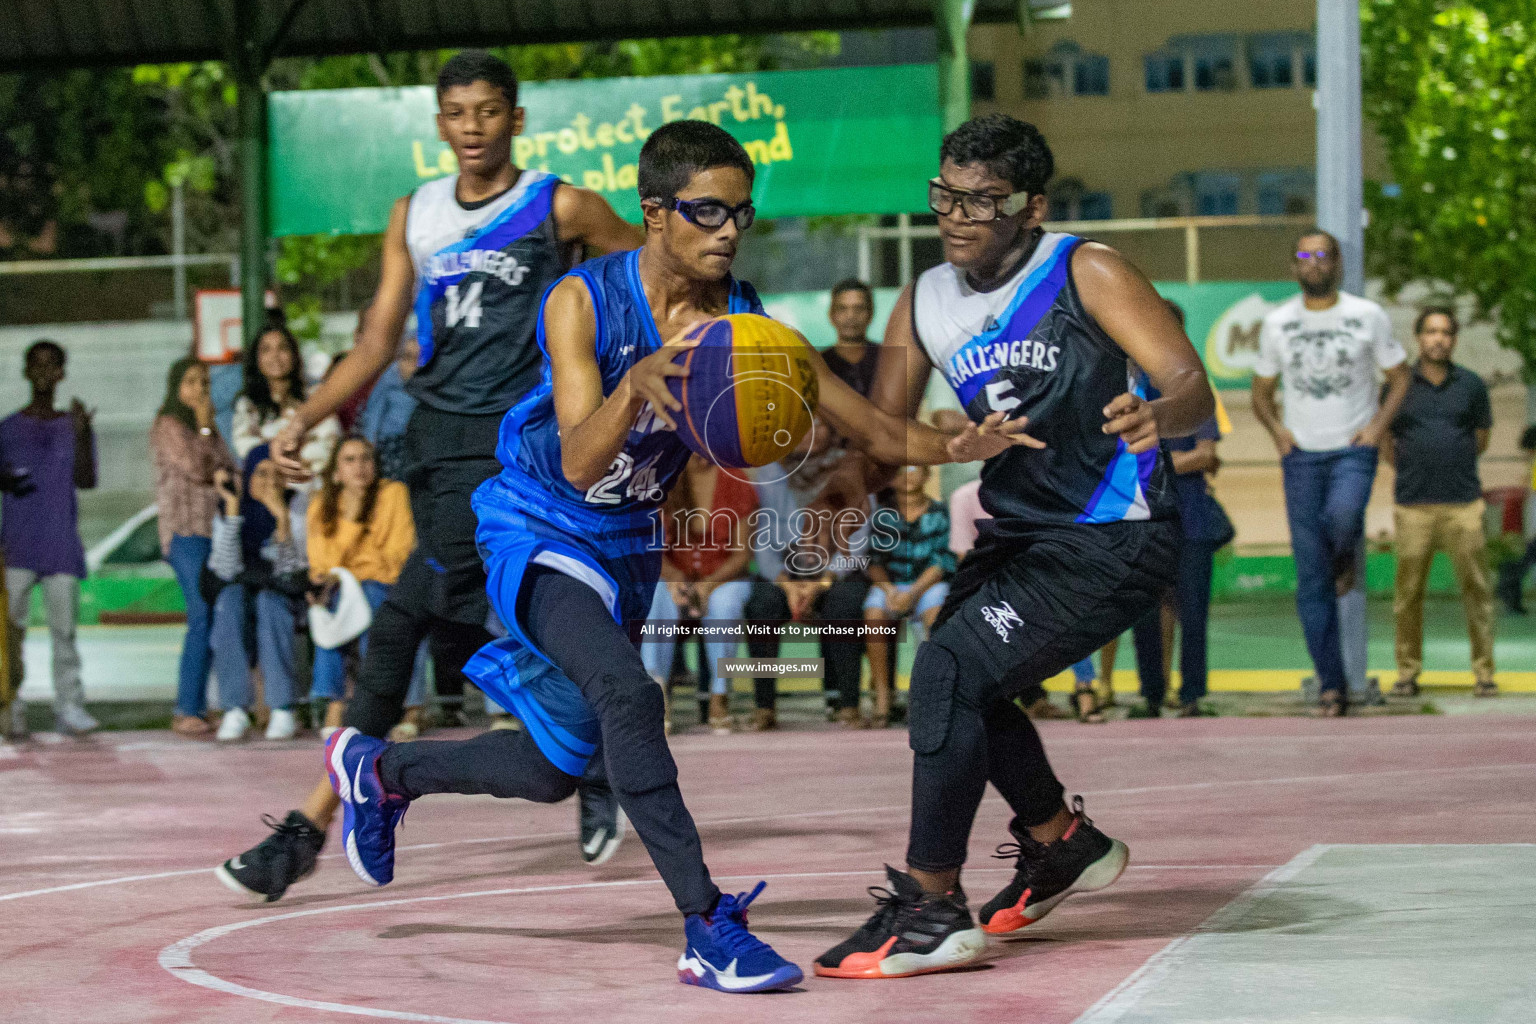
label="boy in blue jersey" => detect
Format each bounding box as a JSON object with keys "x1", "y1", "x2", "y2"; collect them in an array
[
  {"x1": 323, "y1": 119, "x2": 1035, "y2": 993},
  {"x1": 217, "y1": 51, "x2": 643, "y2": 903},
  {"x1": 812, "y1": 115, "x2": 1215, "y2": 979}
]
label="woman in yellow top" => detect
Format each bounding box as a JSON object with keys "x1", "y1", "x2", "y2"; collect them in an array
[{"x1": 306, "y1": 436, "x2": 414, "y2": 729}]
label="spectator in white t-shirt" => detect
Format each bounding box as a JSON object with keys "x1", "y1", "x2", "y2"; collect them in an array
[{"x1": 1251, "y1": 229, "x2": 1410, "y2": 716}]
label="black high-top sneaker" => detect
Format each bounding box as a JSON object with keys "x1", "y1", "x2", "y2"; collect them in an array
[
  {"x1": 814, "y1": 866, "x2": 986, "y2": 979},
  {"x1": 978, "y1": 796, "x2": 1128, "y2": 934},
  {"x1": 215, "y1": 811, "x2": 327, "y2": 902}
]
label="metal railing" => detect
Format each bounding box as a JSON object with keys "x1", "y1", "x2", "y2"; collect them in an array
[{"x1": 856, "y1": 213, "x2": 1315, "y2": 286}]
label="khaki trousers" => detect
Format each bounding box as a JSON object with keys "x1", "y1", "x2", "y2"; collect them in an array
[{"x1": 1393, "y1": 500, "x2": 1494, "y2": 684}]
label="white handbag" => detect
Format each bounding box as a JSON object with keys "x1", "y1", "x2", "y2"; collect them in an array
[{"x1": 307, "y1": 567, "x2": 373, "y2": 649}]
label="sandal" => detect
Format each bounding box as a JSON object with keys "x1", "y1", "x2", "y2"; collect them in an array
[
  {"x1": 1390, "y1": 679, "x2": 1420, "y2": 698},
  {"x1": 1473, "y1": 679, "x2": 1499, "y2": 698},
  {"x1": 1073, "y1": 687, "x2": 1106, "y2": 724}
]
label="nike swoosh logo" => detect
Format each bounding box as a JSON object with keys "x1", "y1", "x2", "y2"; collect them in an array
[
  {"x1": 352, "y1": 757, "x2": 368, "y2": 806},
  {"x1": 685, "y1": 949, "x2": 776, "y2": 990},
  {"x1": 229, "y1": 856, "x2": 245, "y2": 870}
]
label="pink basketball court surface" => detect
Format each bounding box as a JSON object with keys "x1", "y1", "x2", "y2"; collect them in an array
[{"x1": 4, "y1": 714, "x2": 1533, "y2": 1023}]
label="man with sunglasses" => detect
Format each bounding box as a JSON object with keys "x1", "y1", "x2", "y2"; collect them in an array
[
  {"x1": 318, "y1": 119, "x2": 1027, "y2": 993},
  {"x1": 810, "y1": 114, "x2": 1215, "y2": 979},
  {"x1": 1251, "y1": 230, "x2": 1410, "y2": 716}
]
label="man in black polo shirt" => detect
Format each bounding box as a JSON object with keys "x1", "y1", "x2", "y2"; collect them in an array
[{"x1": 1385, "y1": 306, "x2": 1497, "y2": 698}]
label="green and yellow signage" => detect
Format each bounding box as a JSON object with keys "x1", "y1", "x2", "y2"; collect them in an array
[{"x1": 268, "y1": 64, "x2": 941, "y2": 237}]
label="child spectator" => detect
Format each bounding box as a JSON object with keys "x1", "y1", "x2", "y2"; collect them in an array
[
  {"x1": 1, "y1": 341, "x2": 99, "y2": 736},
  {"x1": 306, "y1": 436, "x2": 417, "y2": 736},
  {"x1": 232, "y1": 321, "x2": 341, "y2": 476},
  {"x1": 150, "y1": 358, "x2": 246, "y2": 738},
  {"x1": 864, "y1": 465, "x2": 954, "y2": 727}
]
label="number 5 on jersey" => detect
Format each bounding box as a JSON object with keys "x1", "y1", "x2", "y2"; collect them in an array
[{"x1": 446, "y1": 281, "x2": 484, "y2": 328}]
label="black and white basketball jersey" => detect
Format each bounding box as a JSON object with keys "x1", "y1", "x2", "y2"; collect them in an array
[
  {"x1": 406, "y1": 170, "x2": 570, "y2": 416},
  {"x1": 913, "y1": 231, "x2": 1175, "y2": 527}
]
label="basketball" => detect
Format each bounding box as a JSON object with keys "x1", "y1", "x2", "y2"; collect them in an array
[{"x1": 666, "y1": 313, "x2": 820, "y2": 469}]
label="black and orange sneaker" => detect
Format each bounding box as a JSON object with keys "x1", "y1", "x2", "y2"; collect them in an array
[
  {"x1": 978, "y1": 796, "x2": 1128, "y2": 935},
  {"x1": 814, "y1": 866, "x2": 986, "y2": 979}
]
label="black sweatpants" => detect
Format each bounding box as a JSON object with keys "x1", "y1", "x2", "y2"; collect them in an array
[
  {"x1": 905, "y1": 519, "x2": 1180, "y2": 872},
  {"x1": 380, "y1": 566, "x2": 720, "y2": 917},
  {"x1": 344, "y1": 406, "x2": 501, "y2": 738}
]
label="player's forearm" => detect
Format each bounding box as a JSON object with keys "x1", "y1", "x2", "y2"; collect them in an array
[
  {"x1": 560, "y1": 379, "x2": 645, "y2": 490},
  {"x1": 1370, "y1": 367, "x2": 1412, "y2": 433},
  {"x1": 293, "y1": 334, "x2": 394, "y2": 432},
  {"x1": 1148, "y1": 368, "x2": 1215, "y2": 440}
]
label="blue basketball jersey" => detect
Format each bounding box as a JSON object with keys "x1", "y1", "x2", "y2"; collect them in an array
[{"x1": 486, "y1": 248, "x2": 764, "y2": 549}]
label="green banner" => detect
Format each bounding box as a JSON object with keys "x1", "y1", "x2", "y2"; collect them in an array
[{"x1": 268, "y1": 64, "x2": 941, "y2": 237}]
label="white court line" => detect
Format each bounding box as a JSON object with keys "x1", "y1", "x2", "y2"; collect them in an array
[
  {"x1": 1069, "y1": 844, "x2": 1333, "y2": 1024},
  {"x1": 153, "y1": 861, "x2": 1292, "y2": 1023},
  {"x1": 157, "y1": 869, "x2": 896, "y2": 1024},
  {"x1": 6, "y1": 758, "x2": 1532, "y2": 903}
]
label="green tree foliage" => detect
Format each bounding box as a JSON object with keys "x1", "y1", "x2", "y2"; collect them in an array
[{"x1": 1361, "y1": 1, "x2": 1536, "y2": 369}]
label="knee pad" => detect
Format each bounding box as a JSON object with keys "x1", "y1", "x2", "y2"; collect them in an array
[
  {"x1": 908, "y1": 640, "x2": 959, "y2": 756},
  {"x1": 594, "y1": 675, "x2": 678, "y2": 794}
]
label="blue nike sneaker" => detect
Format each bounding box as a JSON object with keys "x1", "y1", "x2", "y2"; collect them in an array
[
  {"x1": 324, "y1": 727, "x2": 409, "y2": 887},
  {"x1": 678, "y1": 882, "x2": 803, "y2": 993}
]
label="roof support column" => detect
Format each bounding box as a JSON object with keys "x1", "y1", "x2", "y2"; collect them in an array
[
  {"x1": 936, "y1": 0, "x2": 976, "y2": 132},
  {"x1": 1315, "y1": 0, "x2": 1364, "y2": 294},
  {"x1": 234, "y1": 0, "x2": 271, "y2": 344}
]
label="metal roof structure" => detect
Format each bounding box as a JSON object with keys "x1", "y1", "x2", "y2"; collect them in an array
[{"x1": 1, "y1": 0, "x2": 1030, "y2": 73}]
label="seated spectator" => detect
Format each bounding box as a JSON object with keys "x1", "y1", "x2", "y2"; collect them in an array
[
  {"x1": 643, "y1": 453, "x2": 757, "y2": 735},
  {"x1": 1, "y1": 340, "x2": 99, "y2": 737},
  {"x1": 863, "y1": 465, "x2": 954, "y2": 727},
  {"x1": 240, "y1": 447, "x2": 312, "y2": 740},
  {"x1": 747, "y1": 416, "x2": 874, "y2": 729},
  {"x1": 1497, "y1": 425, "x2": 1536, "y2": 614},
  {"x1": 150, "y1": 358, "x2": 245, "y2": 738},
  {"x1": 306, "y1": 436, "x2": 416, "y2": 735},
  {"x1": 232, "y1": 320, "x2": 341, "y2": 476}
]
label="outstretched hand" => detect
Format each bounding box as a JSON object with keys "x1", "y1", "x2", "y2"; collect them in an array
[
  {"x1": 946, "y1": 411, "x2": 1045, "y2": 463},
  {"x1": 270, "y1": 420, "x2": 312, "y2": 482}
]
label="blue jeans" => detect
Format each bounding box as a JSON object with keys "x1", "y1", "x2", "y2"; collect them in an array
[
  {"x1": 641, "y1": 580, "x2": 753, "y2": 695},
  {"x1": 1281, "y1": 446, "x2": 1379, "y2": 695},
  {"x1": 1132, "y1": 540, "x2": 1217, "y2": 705},
  {"x1": 167, "y1": 534, "x2": 250, "y2": 715},
  {"x1": 255, "y1": 589, "x2": 300, "y2": 709}
]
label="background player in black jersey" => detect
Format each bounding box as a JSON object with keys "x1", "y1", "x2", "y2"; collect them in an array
[
  {"x1": 216, "y1": 51, "x2": 643, "y2": 902},
  {"x1": 813, "y1": 114, "x2": 1215, "y2": 979}
]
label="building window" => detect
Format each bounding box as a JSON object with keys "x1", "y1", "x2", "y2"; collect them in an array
[
  {"x1": 1248, "y1": 35, "x2": 1293, "y2": 88},
  {"x1": 1048, "y1": 178, "x2": 1113, "y2": 221},
  {"x1": 1190, "y1": 37, "x2": 1237, "y2": 91},
  {"x1": 1023, "y1": 59, "x2": 1051, "y2": 99},
  {"x1": 971, "y1": 60, "x2": 996, "y2": 101},
  {"x1": 1192, "y1": 172, "x2": 1241, "y2": 215},
  {"x1": 1144, "y1": 50, "x2": 1185, "y2": 92},
  {"x1": 1303, "y1": 48, "x2": 1317, "y2": 87},
  {"x1": 1074, "y1": 55, "x2": 1109, "y2": 96},
  {"x1": 1257, "y1": 169, "x2": 1314, "y2": 215},
  {"x1": 1078, "y1": 192, "x2": 1113, "y2": 220}
]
